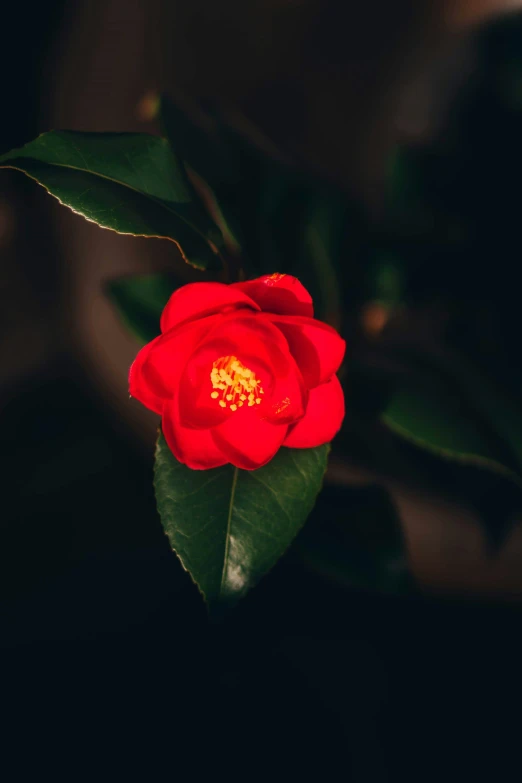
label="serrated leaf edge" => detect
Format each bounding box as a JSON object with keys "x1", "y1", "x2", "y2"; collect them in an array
[{"x1": 0, "y1": 130, "x2": 226, "y2": 269}]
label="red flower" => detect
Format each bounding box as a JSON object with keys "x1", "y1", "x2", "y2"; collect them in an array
[{"x1": 129, "y1": 274, "x2": 345, "y2": 470}]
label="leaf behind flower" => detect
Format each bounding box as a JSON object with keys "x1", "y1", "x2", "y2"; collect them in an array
[
  {"x1": 0, "y1": 131, "x2": 224, "y2": 270},
  {"x1": 106, "y1": 274, "x2": 178, "y2": 345}
]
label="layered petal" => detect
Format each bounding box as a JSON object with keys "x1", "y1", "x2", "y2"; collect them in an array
[
  {"x1": 162, "y1": 398, "x2": 228, "y2": 470},
  {"x1": 199, "y1": 312, "x2": 292, "y2": 377},
  {"x1": 186, "y1": 312, "x2": 306, "y2": 426},
  {"x1": 232, "y1": 273, "x2": 313, "y2": 317},
  {"x1": 178, "y1": 346, "x2": 274, "y2": 430},
  {"x1": 263, "y1": 363, "x2": 307, "y2": 425},
  {"x1": 129, "y1": 316, "x2": 220, "y2": 414},
  {"x1": 129, "y1": 335, "x2": 165, "y2": 414},
  {"x1": 160, "y1": 282, "x2": 259, "y2": 333},
  {"x1": 266, "y1": 314, "x2": 345, "y2": 388},
  {"x1": 212, "y1": 408, "x2": 288, "y2": 470},
  {"x1": 131, "y1": 274, "x2": 346, "y2": 468},
  {"x1": 283, "y1": 375, "x2": 345, "y2": 448}
]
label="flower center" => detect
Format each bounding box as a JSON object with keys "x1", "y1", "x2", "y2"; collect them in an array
[{"x1": 210, "y1": 355, "x2": 264, "y2": 412}]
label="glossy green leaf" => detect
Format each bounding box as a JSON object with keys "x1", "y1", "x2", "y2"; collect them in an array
[
  {"x1": 154, "y1": 432, "x2": 329, "y2": 613},
  {"x1": 0, "y1": 131, "x2": 224, "y2": 269},
  {"x1": 382, "y1": 361, "x2": 522, "y2": 488},
  {"x1": 106, "y1": 273, "x2": 176, "y2": 345}
]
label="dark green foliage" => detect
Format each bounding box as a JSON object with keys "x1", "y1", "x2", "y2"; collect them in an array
[
  {"x1": 106, "y1": 274, "x2": 178, "y2": 345},
  {"x1": 0, "y1": 131, "x2": 224, "y2": 269},
  {"x1": 154, "y1": 433, "x2": 328, "y2": 613}
]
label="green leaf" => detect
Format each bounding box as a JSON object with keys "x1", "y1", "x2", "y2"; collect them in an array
[
  {"x1": 154, "y1": 432, "x2": 329, "y2": 613},
  {"x1": 0, "y1": 131, "x2": 224, "y2": 270},
  {"x1": 106, "y1": 273, "x2": 176, "y2": 345},
  {"x1": 382, "y1": 359, "x2": 522, "y2": 488}
]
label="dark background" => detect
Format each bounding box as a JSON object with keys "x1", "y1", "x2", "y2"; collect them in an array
[{"x1": 2, "y1": 2, "x2": 522, "y2": 778}]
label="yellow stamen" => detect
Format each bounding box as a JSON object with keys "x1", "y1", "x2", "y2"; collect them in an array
[{"x1": 209, "y1": 355, "x2": 264, "y2": 412}]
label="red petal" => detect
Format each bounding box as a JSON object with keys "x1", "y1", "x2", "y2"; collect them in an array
[
  {"x1": 129, "y1": 336, "x2": 165, "y2": 415},
  {"x1": 129, "y1": 316, "x2": 219, "y2": 414},
  {"x1": 148, "y1": 314, "x2": 220, "y2": 388},
  {"x1": 178, "y1": 312, "x2": 304, "y2": 429},
  {"x1": 232, "y1": 274, "x2": 313, "y2": 317},
  {"x1": 178, "y1": 345, "x2": 274, "y2": 430},
  {"x1": 266, "y1": 314, "x2": 345, "y2": 388},
  {"x1": 209, "y1": 309, "x2": 289, "y2": 345},
  {"x1": 263, "y1": 363, "x2": 307, "y2": 425},
  {"x1": 200, "y1": 312, "x2": 292, "y2": 375},
  {"x1": 177, "y1": 313, "x2": 306, "y2": 430},
  {"x1": 283, "y1": 375, "x2": 345, "y2": 448},
  {"x1": 162, "y1": 398, "x2": 228, "y2": 470},
  {"x1": 212, "y1": 408, "x2": 288, "y2": 470},
  {"x1": 160, "y1": 282, "x2": 259, "y2": 332}
]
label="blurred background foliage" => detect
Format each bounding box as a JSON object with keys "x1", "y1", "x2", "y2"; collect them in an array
[
  {"x1": 3, "y1": 2, "x2": 522, "y2": 778},
  {"x1": 108, "y1": 14, "x2": 522, "y2": 560}
]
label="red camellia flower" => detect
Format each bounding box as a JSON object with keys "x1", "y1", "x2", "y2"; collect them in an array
[{"x1": 129, "y1": 274, "x2": 345, "y2": 470}]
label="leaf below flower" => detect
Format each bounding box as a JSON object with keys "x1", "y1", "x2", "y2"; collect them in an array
[{"x1": 154, "y1": 432, "x2": 329, "y2": 613}]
